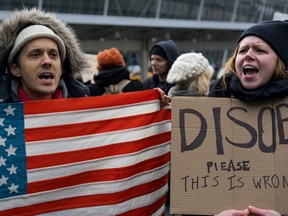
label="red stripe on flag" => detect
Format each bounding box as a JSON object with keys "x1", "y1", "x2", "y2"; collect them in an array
[
  {"x1": 27, "y1": 132, "x2": 171, "y2": 169},
  {"x1": 28, "y1": 152, "x2": 170, "y2": 193},
  {"x1": 24, "y1": 89, "x2": 160, "y2": 115},
  {"x1": 0, "y1": 175, "x2": 168, "y2": 216},
  {"x1": 25, "y1": 109, "x2": 171, "y2": 142},
  {"x1": 118, "y1": 194, "x2": 167, "y2": 216}
]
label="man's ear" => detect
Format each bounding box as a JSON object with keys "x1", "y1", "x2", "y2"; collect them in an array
[{"x1": 10, "y1": 63, "x2": 21, "y2": 77}]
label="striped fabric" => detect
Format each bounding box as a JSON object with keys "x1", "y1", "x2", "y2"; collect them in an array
[{"x1": 0, "y1": 89, "x2": 171, "y2": 215}]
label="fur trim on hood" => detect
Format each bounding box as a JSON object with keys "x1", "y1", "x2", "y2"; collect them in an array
[{"x1": 0, "y1": 8, "x2": 89, "y2": 78}]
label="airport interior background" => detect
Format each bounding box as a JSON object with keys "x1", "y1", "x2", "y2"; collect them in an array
[{"x1": 1, "y1": 0, "x2": 288, "y2": 82}]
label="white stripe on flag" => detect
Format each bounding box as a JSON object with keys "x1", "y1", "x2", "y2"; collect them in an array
[{"x1": 152, "y1": 204, "x2": 166, "y2": 216}]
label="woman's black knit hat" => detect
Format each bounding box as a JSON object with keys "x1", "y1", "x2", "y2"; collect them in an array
[{"x1": 237, "y1": 20, "x2": 288, "y2": 69}]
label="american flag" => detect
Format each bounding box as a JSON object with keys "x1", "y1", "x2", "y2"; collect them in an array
[{"x1": 0, "y1": 89, "x2": 171, "y2": 215}]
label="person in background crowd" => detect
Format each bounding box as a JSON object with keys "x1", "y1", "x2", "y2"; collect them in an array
[
  {"x1": 167, "y1": 52, "x2": 214, "y2": 97},
  {"x1": 142, "y1": 39, "x2": 180, "y2": 95},
  {"x1": 209, "y1": 20, "x2": 287, "y2": 216},
  {"x1": 87, "y1": 47, "x2": 143, "y2": 96},
  {"x1": 0, "y1": 8, "x2": 90, "y2": 103},
  {"x1": 164, "y1": 53, "x2": 214, "y2": 216}
]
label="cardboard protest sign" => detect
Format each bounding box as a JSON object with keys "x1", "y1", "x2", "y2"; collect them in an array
[{"x1": 170, "y1": 96, "x2": 288, "y2": 215}]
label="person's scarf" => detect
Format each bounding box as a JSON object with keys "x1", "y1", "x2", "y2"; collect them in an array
[
  {"x1": 227, "y1": 73, "x2": 288, "y2": 101},
  {"x1": 18, "y1": 85, "x2": 63, "y2": 102}
]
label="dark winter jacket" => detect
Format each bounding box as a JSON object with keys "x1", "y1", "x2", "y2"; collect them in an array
[
  {"x1": 0, "y1": 8, "x2": 90, "y2": 103},
  {"x1": 208, "y1": 73, "x2": 288, "y2": 100},
  {"x1": 88, "y1": 67, "x2": 143, "y2": 96},
  {"x1": 142, "y1": 40, "x2": 179, "y2": 95},
  {"x1": 142, "y1": 74, "x2": 174, "y2": 95}
]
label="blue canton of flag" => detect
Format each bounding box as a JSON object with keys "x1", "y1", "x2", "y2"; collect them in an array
[{"x1": 0, "y1": 103, "x2": 27, "y2": 198}]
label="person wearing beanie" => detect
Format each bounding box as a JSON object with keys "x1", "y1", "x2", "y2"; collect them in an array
[
  {"x1": 142, "y1": 39, "x2": 180, "y2": 95},
  {"x1": 167, "y1": 52, "x2": 214, "y2": 97},
  {"x1": 87, "y1": 47, "x2": 143, "y2": 96},
  {"x1": 209, "y1": 20, "x2": 288, "y2": 101},
  {"x1": 0, "y1": 8, "x2": 90, "y2": 102},
  {"x1": 208, "y1": 20, "x2": 286, "y2": 216},
  {"x1": 96, "y1": 47, "x2": 126, "y2": 71}
]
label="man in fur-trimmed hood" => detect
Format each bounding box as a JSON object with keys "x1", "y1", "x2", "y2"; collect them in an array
[{"x1": 0, "y1": 8, "x2": 90, "y2": 102}]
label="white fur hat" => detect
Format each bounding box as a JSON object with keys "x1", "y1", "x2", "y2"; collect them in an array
[
  {"x1": 8, "y1": 25, "x2": 66, "y2": 63},
  {"x1": 167, "y1": 52, "x2": 209, "y2": 84}
]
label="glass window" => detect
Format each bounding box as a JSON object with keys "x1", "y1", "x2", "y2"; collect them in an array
[
  {"x1": 201, "y1": 0, "x2": 234, "y2": 21},
  {"x1": 108, "y1": 0, "x2": 157, "y2": 17},
  {"x1": 42, "y1": 0, "x2": 103, "y2": 14},
  {"x1": 236, "y1": 0, "x2": 266, "y2": 22},
  {"x1": 160, "y1": 0, "x2": 199, "y2": 20},
  {"x1": 1, "y1": 0, "x2": 38, "y2": 10}
]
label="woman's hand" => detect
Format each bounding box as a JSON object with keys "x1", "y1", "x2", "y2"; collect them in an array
[
  {"x1": 248, "y1": 206, "x2": 281, "y2": 216},
  {"x1": 155, "y1": 88, "x2": 170, "y2": 109},
  {"x1": 214, "y1": 206, "x2": 281, "y2": 216},
  {"x1": 215, "y1": 208, "x2": 249, "y2": 216}
]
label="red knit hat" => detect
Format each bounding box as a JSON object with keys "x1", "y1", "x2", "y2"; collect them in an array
[{"x1": 97, "y1": 47, "x2": 126, "y2": 71}]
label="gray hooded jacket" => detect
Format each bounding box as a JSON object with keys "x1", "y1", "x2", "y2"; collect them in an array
[{"x1": 0, "y1": 8, "x2": 90, "y2": 102}]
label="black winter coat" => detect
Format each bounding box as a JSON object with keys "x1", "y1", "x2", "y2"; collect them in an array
[
  {"x1": 88, "y1": 67, "x2": 143, "y2": 96},
  {"x1": 142, "y1": 74, "x2": 174, "y2": 95}
]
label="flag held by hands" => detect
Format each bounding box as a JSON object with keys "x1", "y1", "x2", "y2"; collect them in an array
[{"x1": 0, "y1": 89, "x2": 171, "y2": 215}]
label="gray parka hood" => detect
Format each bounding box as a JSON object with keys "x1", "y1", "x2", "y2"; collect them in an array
[{"x1": 0, "y1": 8, "x2": 89, "y2": 78}]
